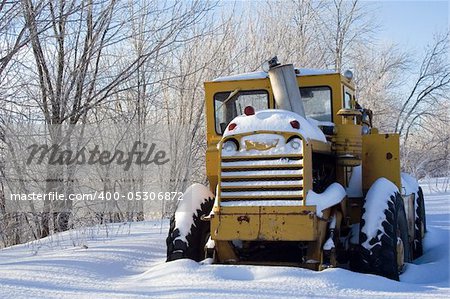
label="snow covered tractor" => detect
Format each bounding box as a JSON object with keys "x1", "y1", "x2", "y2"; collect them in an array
[{"x1": 166, "y1": 57, "x2": 426, "y2": 281}]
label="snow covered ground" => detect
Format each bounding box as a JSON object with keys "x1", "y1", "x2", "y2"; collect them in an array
[{"x1": 0, "y1": 179, "x2": 449, "y2": 298}]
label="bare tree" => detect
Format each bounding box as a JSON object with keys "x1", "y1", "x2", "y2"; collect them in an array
[
  {"x1": 401, "y1": 105, "x2": 450, "y2": 179},
  {"x1": 316, "y1": 0, "x2": 377, "y2": 72},
  {"x1": 232, "y1": 0, "x2": 327, "y2": 71},
  {"x1": 156, "y1": 8, "x2": 239, "y2": 214},
  {"x1": 1, "y1": 0, "x2": 448, "y2": 248},
  {"x1": 19, "y1": 0, "x2": 214, "y2": 235},
  {"x1": 352, "y1": 43, "x2": 409, "y2": 130},
  {"x1": 0, "y1": 0, "x2": 31, "y2": 77},
  {"x1": 394, "y1": 32, "x2": 450, "y2": 136}
]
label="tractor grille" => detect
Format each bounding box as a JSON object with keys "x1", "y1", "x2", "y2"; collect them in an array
[{"x1": 219, "y1": 154, "x2": 304, "y2": 202}]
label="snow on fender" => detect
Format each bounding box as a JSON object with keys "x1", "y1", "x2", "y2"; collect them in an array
[
  {"x1": 360, "y1": 178, "x2": 399, "y2": 249},
  {"x1": 353, "y1": 177, "x2": 410, "y2": 280},
  {"x1": 305, "y1": 183, "x2": 346, "y2": 217},
  {"x1": 401, "y1": 172, "x2": 420, "y2": 196},
  {"x1": 167, "y1": 183, "x2": 215, "y2": 262}
]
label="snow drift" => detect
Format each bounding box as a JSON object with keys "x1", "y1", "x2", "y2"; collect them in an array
[{"x1": 0, "y1": 178, "x2": 448, "y2": 298}]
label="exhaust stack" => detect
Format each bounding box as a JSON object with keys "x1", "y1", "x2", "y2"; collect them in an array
[{"x1": 267, "y1": 57, "x2": 306, "y2": 118}]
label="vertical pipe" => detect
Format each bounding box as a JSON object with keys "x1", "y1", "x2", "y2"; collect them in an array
[{"x1": 268, "y1": 64, "x2": 306, "y2": 118}]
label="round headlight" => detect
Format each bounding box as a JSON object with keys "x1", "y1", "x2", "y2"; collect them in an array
[
  {"x1": 287, "y1": 137, "x2": 301, "y2": 150},
  {"x1": 223, "y1": 140, "x2": 238, "y2": 152},
  {"x1": 362, "y1": 126, "x2": 370, "y2": 135}
]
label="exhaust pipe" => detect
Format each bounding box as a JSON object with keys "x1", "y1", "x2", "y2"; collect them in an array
[{"x1": 267, "y1": 57, "x2": 306, "y2": 118}]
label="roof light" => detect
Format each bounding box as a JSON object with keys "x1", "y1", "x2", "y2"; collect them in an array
[
  {"x1": 344, "y1": 70, "x2": 353, "y2": 80},
  {"x1": 244, "y1": 106, "x2": 255, "y2": 116},
  {"x1": 290, "y1": 120, "x2": 300, "y2": 129},
  {"x1": 228, "y1": 123, "x2": 237, "y2": 131}
]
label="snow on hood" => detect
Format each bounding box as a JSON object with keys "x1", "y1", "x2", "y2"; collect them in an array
[{"x1": 223, "y1": 109, "x2": 327, "y2": 142}]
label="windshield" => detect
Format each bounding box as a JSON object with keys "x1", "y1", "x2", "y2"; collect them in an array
[
  {"x1": 300, "y1": 86, "x2": 332, "y2": 122},
  {"x1": 214, "y1": 90, "x2": 269, "y2": 134}
]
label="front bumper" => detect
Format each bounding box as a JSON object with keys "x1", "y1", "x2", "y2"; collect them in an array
[{"x1": 210, "y1": 205, "x2": 320, "y2": 241}]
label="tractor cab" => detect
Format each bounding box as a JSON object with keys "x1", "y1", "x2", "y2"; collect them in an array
[
  {"x1": 207, "y1": 68, "x2": 355, "y2": 135},
  {"x1": 204, "y1": 65, "x2": 358, "y2": 190}
]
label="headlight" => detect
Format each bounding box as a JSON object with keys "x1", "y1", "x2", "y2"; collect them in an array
[
  {"x1": 223, "y1": 139, "x2": 238, "y2": 152},
  {"x1": 361, "y1": 126, "x2": 370, "y2": 135},
  {"x1": 287, "y1": 137, "x2": 302, "y2": 150}
]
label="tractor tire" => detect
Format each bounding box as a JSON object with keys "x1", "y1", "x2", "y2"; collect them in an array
[
  {"x1": 166, "y1": 184, "x2": 214, "y2": 262},
  {"x1": 413, "y1": 187, "x2": 426, "y2": 259},
  {"x1": 350, "y1": 181, "x2": 410, "y2": 281},
  {"x1": 418, "y1": 187, "x2": 426, "y2": 232}
]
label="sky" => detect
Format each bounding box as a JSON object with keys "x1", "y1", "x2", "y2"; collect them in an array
[
  {"x1": 233, "y1": 0, "x2": 449, "y2": 55},
  {"x1": 374, "y1": 0, "x2": 449, "y2": 52}
]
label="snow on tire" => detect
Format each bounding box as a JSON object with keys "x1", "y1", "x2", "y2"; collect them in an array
[
  {"x1": 350, "y1": 178, "x2": 410, "y2": 281},
  {"x1": 166, "y1": 183, "x2": 214, "y2": 262}
]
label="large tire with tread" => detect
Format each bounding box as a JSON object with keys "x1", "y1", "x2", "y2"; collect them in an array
[
  {"x1": 413, "y1": 187, "x2": 426, "y2": 259},
  {"x1": 350, "y1": 183, "x2": 410, "y2": 281},
  {"x1": 166, "y1": 192, "x2": 214, "y2": 262}
]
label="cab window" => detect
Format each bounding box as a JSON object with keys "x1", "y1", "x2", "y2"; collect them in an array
[
  {"x1": 343, "y1": 86, "x2": 353, "y2": 108},
  {"x1": 214, "y1": 90, "x2": 269, "y2": 134},
  {"x1": 300, "y1": 86, "x2": 332, "y2": 122}
]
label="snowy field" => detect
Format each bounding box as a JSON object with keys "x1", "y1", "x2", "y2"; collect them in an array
[{"x1": 0, "y1": 179, "x2": 448, "y2": 298}]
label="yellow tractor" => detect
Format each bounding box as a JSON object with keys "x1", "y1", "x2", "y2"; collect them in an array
[{"x1": 166, "y1": 57, "x2": 426, "y2": 281}]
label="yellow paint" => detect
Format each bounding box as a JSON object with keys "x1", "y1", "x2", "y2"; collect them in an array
[
  {"x1": 203, "y1": 70, "x2": 407, "y2": 270},
  {"x1": 362, "y1": 133, "x2": 401, "y2": 193},
  {"x1": 204, "y1": 73, "x2": 350, "y2": 193},
  {"x1": 210, "y1": 206, "x2": 318, "y2": 241},
  {"x1": 333, "y1": 124, "x2": 362, "y2": 166}
]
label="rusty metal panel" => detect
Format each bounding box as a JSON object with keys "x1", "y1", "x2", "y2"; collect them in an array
[{"x1": 210, "y1": 206, "x2": 317, "y2": 241}]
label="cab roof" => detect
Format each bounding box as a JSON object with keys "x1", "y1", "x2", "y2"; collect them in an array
[{"x1": 212, "y1": 68, "x2": 337, "y2": 82}]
